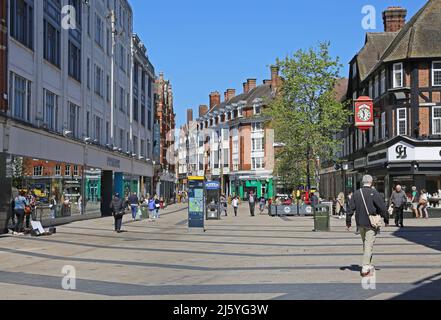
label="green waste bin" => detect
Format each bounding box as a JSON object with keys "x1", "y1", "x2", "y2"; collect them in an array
[
  {"x1": 140, "y1": 205, "x2": 149, "y2": 219},
  {"x1": 313, "y1": 204, "x2": 331, "y2": 232}
]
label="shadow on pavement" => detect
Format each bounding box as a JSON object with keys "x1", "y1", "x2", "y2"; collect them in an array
[{"x1": 391, "y1": 226, "x2": 441, "y2": 300}]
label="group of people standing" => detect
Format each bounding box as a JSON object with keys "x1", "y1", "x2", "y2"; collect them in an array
[
  {"x1": 10, "y1": 191, "x2": 36, "y2": 236},
  {"x1": 110, "y1": 192, "x2": 162, "y2": 233},
  {"x1": 216, "y1": 192, "x2": 268, "y2": 217}
]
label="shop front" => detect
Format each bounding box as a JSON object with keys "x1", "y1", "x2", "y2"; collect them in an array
[
  {"x1": 0, "y1": 121, "x2": 154, "y2": 233},
  {"x1": 347, "y1": 137, "x2": 441, "y2": 200},
  {"x1": 229, "y1": 174, "x2": 274, "y2": 200}
]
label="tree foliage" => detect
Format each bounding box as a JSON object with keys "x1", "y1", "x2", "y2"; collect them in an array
[{"x1": 267, "y1": 42, "x2": 350, "y2": 190}]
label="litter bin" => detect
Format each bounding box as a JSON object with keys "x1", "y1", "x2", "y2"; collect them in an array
[
  {"x1": 140, "y1": 205, "x2": 149, "y2": 219},
  {"x1": 313, "y1": 204, "x2": 330, "y2": 232}
]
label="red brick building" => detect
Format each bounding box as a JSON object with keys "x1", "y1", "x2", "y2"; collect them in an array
[
  {"x1": 321, "y1": 1, "x2": 441, "y2": 200},
  {"x1": 154, "y1": 72, "x2": 176, "y2": 199},
  {"x1": 0, "y1": 0, "x2": 7, "y2": 112}
]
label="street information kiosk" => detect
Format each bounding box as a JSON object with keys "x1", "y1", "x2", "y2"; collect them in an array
[{"x1": 188, "y1": 176, "x2": 205, "y2": 230}]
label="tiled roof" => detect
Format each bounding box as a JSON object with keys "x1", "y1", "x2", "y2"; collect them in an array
[
  {"x1": 205, "y1": 83, "x2": 273, "y2": 116},
  {"x1": 356, "y1": 0, "x2": 441, "y2": 82}
]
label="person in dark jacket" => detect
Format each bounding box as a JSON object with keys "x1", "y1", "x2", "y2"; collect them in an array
[
  {"x1": 390, "y1": 184, "x2": 407, "y2": 228},
  {"x1": 128, "y1": 192, "x2": 139, "y2": 221},
  {"x1": 110, "y1": 193, "x2": 127, "y2": 233},
  {"x1": 346, "y1": 175, "x2": 388, "y2": 278}
]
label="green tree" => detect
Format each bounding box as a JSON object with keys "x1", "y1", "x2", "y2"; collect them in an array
[{"x1": 267, "y1": 42, "x2": 350, "y2": 191}]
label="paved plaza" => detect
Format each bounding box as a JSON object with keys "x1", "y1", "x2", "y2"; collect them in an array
[{"x1": 0, "y1": 204, "x2": 440, "y2": 300}]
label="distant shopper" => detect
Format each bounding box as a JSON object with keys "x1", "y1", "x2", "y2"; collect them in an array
[
  {"x1": 346, "y1": 175, "x2": 387, "y2": 277},
  {"x1": 220, "y1": 195, "x2": 228, "y2": 216},
  {"x1": 390, "y1": 185, "x2": 407, "y2": 228},
  {"x1": 411, "y1": 186, "x2": 420, "y2": 218},
  {"x1": 232, "y1": 196, "x2": 239, "y2": 217},
  {"x1": 259, "y1": 196, "x2": 266, "y2": 215},
  {"x1": 49, "y1": 195, "x2": 57, "y2": 219},
  {"x1": 13, "y1": 191, "x2": 29, "y2": 235},
  {"x1": 148, "y1": 196, "x2": 156, "y2": 221},
  {"x1": 310, "y1": 192, "x2": 319, "y2": 208},
  {"x1": 110, "y1": 193, "x2": 126, "y2": 233},
  {"x1": 128, "y1": 192, "x2": 139, "y2": 221},
  {"x1": 336, "y1": 192, "x2": 346, "y2": 220},
  {"x1": 155, "y1": 195, "x2": 161, "y2": 219},
  {"x1": 418, "y1": 189, "x2": 429, "y2": 219},
  {"x1": 248, "y1": 191, "x2": 256, "y2": 217}
]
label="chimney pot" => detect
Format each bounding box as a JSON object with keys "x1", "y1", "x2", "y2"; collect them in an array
[
  {"x1": 209, "y1": 91, "x2": 221, "y2": 109},
  {"x1": 383, "y1": 6, "x2": 407, "y2": 32},
  {"x1": 199, "y1": 105, "x2": 208, "y2": 117},
  {"x1": 271, "y1": 65, "x2": 280, "y2": 90},
  {"x1": 247, "y1": 79, "x2": 257, "y2": 92},
  {"x1": 187, "y1": 109, "x2": 193, "y2": 124},
  {"x1": 243, "y1": 82, "x2": 249, "y2": 94},
  {"x1": 226, "y1": 89, "x2": 236, "y2": 101}
]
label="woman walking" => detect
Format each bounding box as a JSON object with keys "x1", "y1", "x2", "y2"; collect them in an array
[
  {"x1": 232, "y1": 196, "x2": 239, "y2": 217},
  {"x1": 13, "y1": 191, "x2": 29, "y2": 235},
  {"x1": 336, "y1": 192, "x2": 346, "y2": 219},
  {"x1": 418, "y1": 189, "x2": 429, "y2": 219}
]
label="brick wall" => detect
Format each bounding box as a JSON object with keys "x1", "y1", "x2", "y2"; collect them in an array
[
  {"x1": 419, "y1": 62, "x2": 430, "y2": 87},
  {"x1": 419, "y1": 107, "x2": 430, "y2": 136}
]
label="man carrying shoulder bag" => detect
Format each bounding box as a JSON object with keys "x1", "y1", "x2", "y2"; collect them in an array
[{"x1": 346, "y1": 175, "x2": 388, "y2": 277}]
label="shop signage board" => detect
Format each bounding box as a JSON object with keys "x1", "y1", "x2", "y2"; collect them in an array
[
  {"x1": 367, "y1": 151, "x2": 388, "y2": 166},
  {"x1": 354, "y1": 157, "x2": 367, "y2": 169}
]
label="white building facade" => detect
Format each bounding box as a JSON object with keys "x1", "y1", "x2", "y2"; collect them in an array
[{"x1": 0, "y1": 0, "x2": 155, "y2": 229}]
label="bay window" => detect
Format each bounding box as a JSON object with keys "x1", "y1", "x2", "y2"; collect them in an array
[{"x1": 393, "y1": 63, "x2": 403, "y2": 88}]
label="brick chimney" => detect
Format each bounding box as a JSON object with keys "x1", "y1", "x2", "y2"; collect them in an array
[
  {"x1": 263, "y1": 80, "x2": 272, "y2": 85},
  {"x1": 199, "y1": 105, "x2": 208, "y2": 117},
  {"x1": 243, "y1": 82, "x2": 249, "y2": 94},
  {"x1": 187, "y1": 109, "x2": 193, "y2": 124},
  {"x1": 209, "y1": 91, "x2": 221, "y2": 109},
  {"x1": 247, "y1": 79, "x2": 257, "y2": 92},
  {"x1": 226, "y1": 89, "x2": 236, "y2": 101},
  {"x1": 271, "y1": 65, "x2": 280, "y2": 89},
  {"x1": 383, "y1": 7, "x2": 407, "y2": 32}
]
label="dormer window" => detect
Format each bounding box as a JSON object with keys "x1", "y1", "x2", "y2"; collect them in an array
[
  {"x1": 253, "y1": 99, "x2": 263, "y2": 115},
  {"x1": 393, "y1": 63, "x2": 403, "y2": 88},
  {"x1": 237, "y1": 102, "x2": 245, "y2": 118}
]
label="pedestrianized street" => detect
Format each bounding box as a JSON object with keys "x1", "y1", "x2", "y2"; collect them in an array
[{"x1": 0, "y1": 204, "x2": 440, "y2": 300}]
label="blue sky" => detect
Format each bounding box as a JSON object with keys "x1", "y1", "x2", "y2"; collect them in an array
[{"x1": 132, "y1": 0, "x2": 426, "y2": 128}]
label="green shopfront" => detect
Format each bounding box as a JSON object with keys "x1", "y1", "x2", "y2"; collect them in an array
[{"x1": 230, "y1": 176, "x2": 274, "y2": 200}]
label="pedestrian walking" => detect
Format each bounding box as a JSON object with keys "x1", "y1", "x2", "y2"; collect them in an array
[
  {"x1": 148, "y1": 196, "x2": 156, "y2": 221},
  {"x1": 336, "y1": 192, "x2": 346, "y2": 219},
  {"x1": 248, "y1": 191, "x2": 256, "y2": 217},
  {"x1": 418, "y1": 189, "x2": 429, "y2": 219},
  {"x1": 220, "y1": 194, "x2": 228, "y2": 216},
  {"x1": 109, "y1": 193, "x2": 127, "y2": 233},
  {"x1": 232, "y1": 196, "x2": 239, "y2": 217},
  {"x1": 49, "y1": 195, "x2": 57, "y2": 219},
  {"x1": 390, "y1": 185, "x2": 407, "y2": 228},
  {"x1": 154, "y1": 195, "x2": 161, "y2": 219},
  {"x1": 128, "y1": 192, "x2": 139, "y2": 221},
  {"x1": 411, "y1": 186, "x2": 420, "y2": 218},
  {"x1": 346, "y1": 175, "x2": 388, "y2": 278},
  {"x1": 259, "y1": 196, "x2": 266, "y2": 215},
  {"x1": 13, "y1": 191, "x2": 29, "y2": 235}
]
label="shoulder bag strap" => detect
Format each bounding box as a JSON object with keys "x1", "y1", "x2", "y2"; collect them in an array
[{"x1": 360, "y1": 189, "x2": 371, "y2": 216}]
